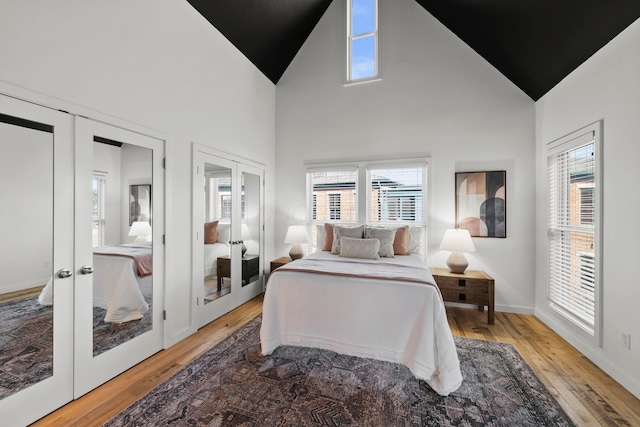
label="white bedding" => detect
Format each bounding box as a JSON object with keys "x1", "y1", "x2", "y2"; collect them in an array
[
  {"x1": 204, "y1": 242, "x2": 229, "y2": 278},
  {"x1": 260, "y1": 251, "x2": 462, "y2": 396},
  {"x1": 38, "y1": 246, "x2": 151, "y2": 323}
]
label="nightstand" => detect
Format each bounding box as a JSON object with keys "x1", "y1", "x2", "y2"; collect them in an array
[
  {"x1": 431, "y1": 267, "x2": 495, "y2": 325},
  {"x1": 216, "y1": 254, "x2": 260, "y2": 290},
  {"x1": 270, "y1": 256, "x2": 292, "y2": 273}
]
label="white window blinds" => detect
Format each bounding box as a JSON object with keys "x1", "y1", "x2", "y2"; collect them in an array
[
  {"x1": 306, "y1": 168, "x2": 358, "y2": 251},
  {"x1": 366, "y1": 166, "x2": 425, "y2": 223},
  {"x1": 547, "y1": 124, "x2": 600, "y2": 337}
]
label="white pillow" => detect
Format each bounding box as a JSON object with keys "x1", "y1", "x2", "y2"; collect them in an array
[
  {"x1": 331, "y1": 225, "x2": 364, "y2": 254},
  {"x1": 216, "y1": 223, "x2": 231, "y2": 243},
  {"x1": 316, "y1": 224, "x2": 325, "y2": 250},
  {"x1": 340, "y1": 237, "x2": 380, "y2": 260},
  {"x1": 363, "y1": 226, "x2": 396, "y2": 257},
  {"x1": 408, "y1": 226, "x2": 423, "y2": 254}
]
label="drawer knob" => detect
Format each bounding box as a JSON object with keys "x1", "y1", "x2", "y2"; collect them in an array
[{"x1": 458, "y1": 279, "x2": 466, "y2": 287}]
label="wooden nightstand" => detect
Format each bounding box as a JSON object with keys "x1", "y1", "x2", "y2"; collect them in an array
[
  {"x1": 270, "y1": 256, "x2": 292, "y2": 273},
  {"x1": 431, "y1": 267, "x2": 495, "y2": 325},
  {"x1": 217, "y1": 254, "x2": 260, "y2": 290}
]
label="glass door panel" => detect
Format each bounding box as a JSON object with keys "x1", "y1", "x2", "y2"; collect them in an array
[
  {"x1": 74, "y1": 117, "x2": 163, "y2": 398},
  {"x1": 0, "y1": 97, "x2": 74, "y2": 426},
  {"x1": 238, "y1": 166, "x2": 263, "y2": 305},
  {"x1": 195, "y1": 152, "x2": 237, "y2": 328}
]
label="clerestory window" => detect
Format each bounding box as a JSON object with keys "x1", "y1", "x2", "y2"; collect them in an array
[{"x1": 347, "y1": 0, "x2": 378, "y2": 82}]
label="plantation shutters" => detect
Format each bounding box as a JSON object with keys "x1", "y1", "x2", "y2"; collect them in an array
[{"x1": 547, "y1": 122, "x2": 601, "y2": 338}]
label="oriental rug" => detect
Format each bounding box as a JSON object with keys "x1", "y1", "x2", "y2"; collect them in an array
[
  {"x1": 0, "y1": 295, "x2": 151, "y2": 399},
  {"x1": 104, "y1": 315, "x2": 575, "y2": 426}
]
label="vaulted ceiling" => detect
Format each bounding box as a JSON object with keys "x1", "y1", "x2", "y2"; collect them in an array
[{"x1": 186, "y1": 0, "x2": 640, "y2": 101}]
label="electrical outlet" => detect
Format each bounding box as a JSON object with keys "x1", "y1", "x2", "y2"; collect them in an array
[{"x1": 622, "y1": 332, "x2": 631, "y2": 350}]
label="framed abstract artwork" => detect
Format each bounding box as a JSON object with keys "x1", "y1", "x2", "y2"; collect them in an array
[
  {"x1": 455, "y1": 171, "x2": 506, "y2": 238},
  {"x1": 129, "y1": 184, "x2": 152, "y2": 225}
]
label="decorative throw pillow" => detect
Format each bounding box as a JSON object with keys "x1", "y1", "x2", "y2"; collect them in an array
[
  {"x1": 323, "y1": 223, "x2": 334, "y2": 251},
  {"x1": 408, "y1": 226, "x2": 422, "y2": 254},
  {"x1": 204, "y1": 221, "x2": 218, "y2": 244},
  {"x1": 363, "y1": 226, "x2": 396, "y2": 257},
  {"x1": 331, "y1": 225, "x2": 364, "y2": 254},
  {"x1": 340, "y1": 237, "x2": 380, "y2": 260},
  {"x1": 393, "y1": 225, "x2": 410, "y2": 255},
  {"x1": 216, "y1": 223, "x2": 231, "y2": 243}
]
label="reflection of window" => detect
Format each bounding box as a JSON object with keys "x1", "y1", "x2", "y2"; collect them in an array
[
  {"x1": 347, "y1": 0, "x2": 378, "y2": 82},
  {"x1": 92, "y1": 173, "x2": 106, "y2": 247},
  {"x1": 329, "y1": 194, "x2": 341, "y2": 220},
  {"x1": 220, "y1": 195, "x2": 231, "y2": 220},
  {"x1": 547, "y1": 122, "x2": 600, "y2": 339}
]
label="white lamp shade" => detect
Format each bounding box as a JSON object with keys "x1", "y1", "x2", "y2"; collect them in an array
[
  {"x1": 241, "y1": 223, "x2": 251, "y2": 240},
  {"x1": 128, "y1": 221, "x2": 152, "y2": 237},
  {"x1": 439, "y1": 229, "x2": 475, "y2": 253},
  {"x1": 284, "y1": 225, "x2": 310, "y2": 244}
]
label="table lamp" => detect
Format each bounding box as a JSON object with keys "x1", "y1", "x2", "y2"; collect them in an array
[
  {"x1": 129, "y1": 221, "x2": 152, "y2": 243},
  {"x1": 284, "y1": 225, "x2": 309, "y2": 260},
  {"x1": 439, "y1": 228, "x2": 475, "y2": 273}
]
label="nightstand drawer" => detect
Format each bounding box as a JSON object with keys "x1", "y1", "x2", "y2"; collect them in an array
[
  {"x1": 435, "y1": 276, "x2": 489, "y2": 293},
  {"x1": 440, "y1": 289, "x2": 489, "y2": 305}
]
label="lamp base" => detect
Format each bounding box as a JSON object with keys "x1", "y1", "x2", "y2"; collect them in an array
[
  {"x1": 289, "y1": 244, "x2": 303, "y2": 260},
  {"x1": 446, "y1": 252, "x2": 468, "y2": 274}
]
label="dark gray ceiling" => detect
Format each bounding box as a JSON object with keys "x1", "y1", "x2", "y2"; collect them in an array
[{"x1": 186, "y1": 0, "x2": 640, "y2": 100}]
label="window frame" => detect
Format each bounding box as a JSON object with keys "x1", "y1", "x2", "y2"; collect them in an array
[
  {"x1": 546, "y1": 120, "x2": 602, "y2": 346},
  {"x1": 306, "y1": 159, "x2": 429, "y2": 259},
  {"x1": 347, "y1": 0, "x2": 379, "y2": 83}
]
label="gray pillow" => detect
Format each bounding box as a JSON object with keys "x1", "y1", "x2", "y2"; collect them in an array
[{"x1": 331, "y1": 225, "x2": 364, "y2": 254}]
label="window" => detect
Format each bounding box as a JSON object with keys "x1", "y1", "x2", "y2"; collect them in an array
[
  {"x1": 307, "y1": 161, "x2": 427, "y2": 256},
  {"x1": 92, "y1": 173, "x2": 106, "y2": 247},
  {"x1": 547, "y1": 121, "x2": 601, "y2": 341},
  {"x1": 347, "y1": 0, "x2": 378, "y2": 81},
  {"x1": 329, "y1": 194, "x2": 341, "y2": 220}
]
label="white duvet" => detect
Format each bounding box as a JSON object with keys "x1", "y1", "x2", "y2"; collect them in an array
[{"x1": 260, "y1": 251, "x2": 463, "y2": 396}]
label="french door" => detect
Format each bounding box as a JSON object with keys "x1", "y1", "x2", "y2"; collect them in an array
[
  {"x1": 193, "y1": 146, "x2": 264, "y2": 328},
  {"x1": 0, "y1": 96, "x2": 164, "y2": 425},
  {"x1": 0, "y1": 93, "x2": 74, "y2": 427},
  {"x1": 73, "y1": 117, "x2": 164, "y2": 397}
]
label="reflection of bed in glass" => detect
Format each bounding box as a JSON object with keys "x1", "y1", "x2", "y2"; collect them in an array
[{"x1": 38, "y1": 244, "x2": 151, "y2": 323}]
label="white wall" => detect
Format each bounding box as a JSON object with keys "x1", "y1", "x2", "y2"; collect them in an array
[
  {"x1": 535, "y1": 19, "x2": 640, "y2": 398},
  {"x1": 0, "y1": 124, "x2": 52, "y2": 293},
  {"x1": 0, "y1": 0, "x2": 276, "y2": 346},
  {"x1": 276, "y1": 0, "x2": 536, "y2": 313}
]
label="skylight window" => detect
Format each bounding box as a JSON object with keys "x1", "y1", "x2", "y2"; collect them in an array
[{"x1": 347, "y1": 0, "x2": 378, "y2": 82}]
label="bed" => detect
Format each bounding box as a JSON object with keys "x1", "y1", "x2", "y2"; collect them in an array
[
  {"x1": 260, "y1": 226, "x2": 463, "y2": 397},
  {"x1": 38, "y1": 244, "x2": 152, "y2": 323}
]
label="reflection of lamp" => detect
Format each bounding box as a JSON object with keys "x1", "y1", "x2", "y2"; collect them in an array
[
  {"x1": 129, "y1": 221, "x2": 152, "y2": 243},
  {"x1": 284, "y1": 225, "x2": 309, "y2": 260},
  {"x1": 439, "y1": 229, "x2": 475, "y2": 274},
  {"x1": 241, "y1": 223, "x2": 251, "y2": 257}
]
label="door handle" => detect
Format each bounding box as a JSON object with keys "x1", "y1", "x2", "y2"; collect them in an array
[
  {"x1": 80, "y1": 265, "x2": 94, "y2": 275},
  {"x1": 56, "y1": 268, "x2": 73, "y2": 278}
]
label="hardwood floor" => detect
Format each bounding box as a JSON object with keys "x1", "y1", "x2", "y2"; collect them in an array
[{"x1": 32, "y1": 296, "x2": 639, "y2": 426}]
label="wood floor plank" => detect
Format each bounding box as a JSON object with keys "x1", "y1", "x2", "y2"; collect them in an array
[{"x1": 31, "y1": 299, "x2": 639, "y2": 427}]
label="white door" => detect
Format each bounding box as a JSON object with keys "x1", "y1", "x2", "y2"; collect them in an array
[
  {"x1": 0, "y1": 96, "x2": 74, "y2": 426},
  {"x1": 73, "y1": 117, "x2": 164, "y2": 397},
  {"x1": 236, "y1": 163, "x2": 264, "y2": 306},
  {"x1": 193, "y1": 148, "x2": 264, "y2": 328}
]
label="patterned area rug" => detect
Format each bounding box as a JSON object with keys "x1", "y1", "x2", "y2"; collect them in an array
[
  {"x1": 104, "y1": 315, "x2": 575, "y2": 426},
  {"x1": 0, "y1": 295, "x2": 152, "y2": 399}
]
